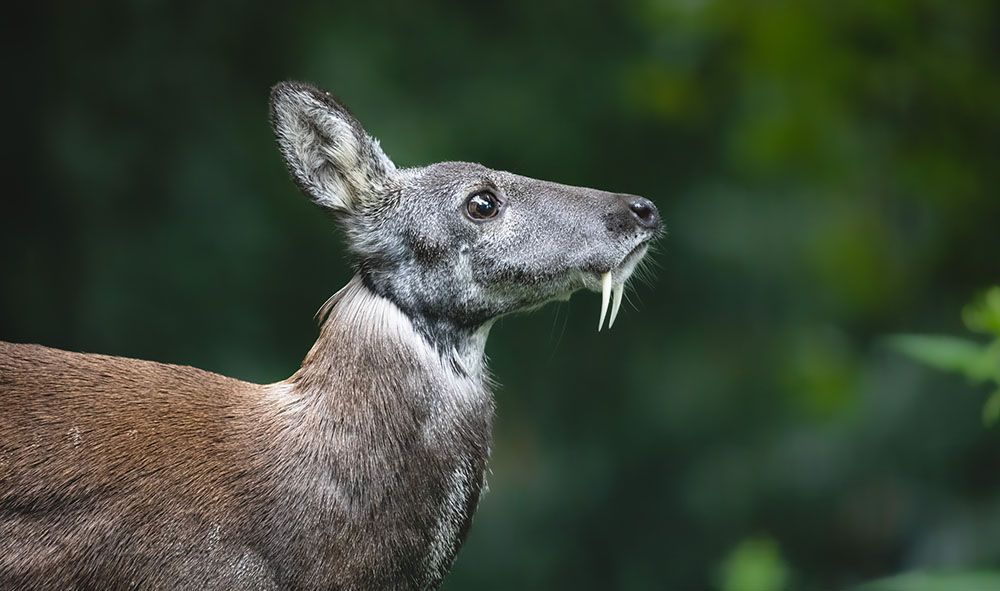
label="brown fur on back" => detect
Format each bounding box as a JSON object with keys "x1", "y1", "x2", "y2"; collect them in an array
[{"x1": 0, "y1": 341, "x2": 281, "y2": 589}]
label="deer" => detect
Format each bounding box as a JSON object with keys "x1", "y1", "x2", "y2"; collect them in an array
[{"x1": 0, "y1": 81, "x2": 662, "y2": 590}]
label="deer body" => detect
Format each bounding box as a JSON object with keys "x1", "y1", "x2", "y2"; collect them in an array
[
  {"x1": 1, "y1": 278, "x2": 489, "y2": 589},
  {"x1": 0, "y1": 82, "x2": 661, "y2": 589}
]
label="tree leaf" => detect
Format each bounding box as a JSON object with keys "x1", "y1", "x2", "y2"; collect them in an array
[
  {"x1": 962, "y1": 286, "x2": 1000, "y2": 337},
  {"x1": 718, "y1": 537, "x2": 789, "y2": 591},
  {"x1": 889, "y1": 335, "x2": 995, "y2": 383},
  {"x1": 853, "y1": 571, "x2": 1000, "y2": 591}
]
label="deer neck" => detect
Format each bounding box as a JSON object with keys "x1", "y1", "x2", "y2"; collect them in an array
[{"x1": 285, "y1": 275, "x2": 493, "y2": 425}]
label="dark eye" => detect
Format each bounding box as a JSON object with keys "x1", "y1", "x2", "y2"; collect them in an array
[{"x1": 466, "y1": 190, "x2": 500, "y2": 220}]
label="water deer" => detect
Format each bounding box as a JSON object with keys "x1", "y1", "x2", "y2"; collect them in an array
[{"x1": 0, "y1": 81, "x2": 662, "y2": 590}]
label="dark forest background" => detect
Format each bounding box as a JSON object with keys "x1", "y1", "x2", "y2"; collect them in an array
[{"x1": 2, "y1": 1, "x2": 999, "y2": 589}]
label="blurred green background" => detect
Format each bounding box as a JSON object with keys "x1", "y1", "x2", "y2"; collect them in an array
[{"x1": 2, "y1": 1, "x2": 999, "y2": 589}]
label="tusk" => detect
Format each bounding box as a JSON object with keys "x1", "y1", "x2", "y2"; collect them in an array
[
  {"x1": 609, "y1": 282, "x2": 624, "y2": 328},
  {"x1": 598, "y1": 272, "x2": 612, "y2": 331}
]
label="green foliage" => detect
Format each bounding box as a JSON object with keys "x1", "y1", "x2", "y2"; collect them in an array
[
  {"x1": 717, "y1": 538, "x2": 789, "y2": 591},
  {"x1": 891, "y1": 287, "x2": 1000, "y2": 425}
]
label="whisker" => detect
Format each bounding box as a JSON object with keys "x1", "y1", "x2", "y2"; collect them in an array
[{"x1": 546, "y1": 301, "x2": 570, "y2": 363}]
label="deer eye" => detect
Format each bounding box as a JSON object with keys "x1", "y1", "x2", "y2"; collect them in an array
[{"x1": 465, "y1": 190, "x2": 500, "y2": 221}]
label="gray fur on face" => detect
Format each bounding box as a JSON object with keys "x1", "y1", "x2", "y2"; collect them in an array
[{"x1": 271, "y1": 82, "x2": 662, "y2": 350}]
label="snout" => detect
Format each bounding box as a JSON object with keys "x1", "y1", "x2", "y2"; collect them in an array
[{"x1": 606, "y1": 194, "x2": 662, "y2": 234}]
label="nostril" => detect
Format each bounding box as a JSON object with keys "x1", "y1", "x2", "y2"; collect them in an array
[
  {"x1": 630, "y1": 200, "x2": 653, "y2": 222},
  {"x1": 627, "y1": 196, "x2": 659, "y2": 229},
  {"x1": 609, "y1": 194, "x2": 662, "y2": 234}
]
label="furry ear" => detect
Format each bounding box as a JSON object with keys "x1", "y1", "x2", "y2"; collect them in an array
[{"x1": 270, "y1": 81, "x2": 396, "y2": 213}]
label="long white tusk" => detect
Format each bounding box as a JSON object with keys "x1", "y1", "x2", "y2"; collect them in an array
[
  {"x1": 598, "y1": 272, "x2": 612, "y2": 331},
  {"x1": 609, "y1": 282, "x2": 624, "y2": 328}
]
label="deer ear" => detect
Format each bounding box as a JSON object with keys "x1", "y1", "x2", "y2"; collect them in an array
[{"x1": 270, "y1": 81, "x2": 396, "y2": 213}]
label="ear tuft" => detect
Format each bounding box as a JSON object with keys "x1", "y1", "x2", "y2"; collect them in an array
[{"x1": 269, "y1": 81, "x2": 395, "y2": 213}]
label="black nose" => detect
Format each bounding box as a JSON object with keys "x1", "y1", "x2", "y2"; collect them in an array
[{"x1": 625, "y1": 195, "x2": 661, "y2": 231}]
